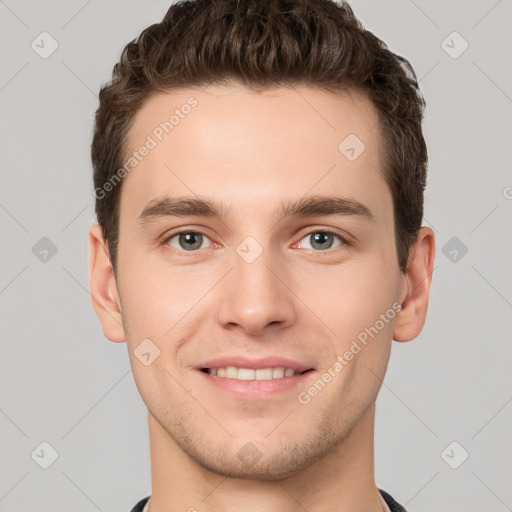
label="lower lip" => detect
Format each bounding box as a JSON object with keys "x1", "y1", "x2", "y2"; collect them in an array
[{"x1": 197, "y1": 369, "x2": 315, "y2": 399}]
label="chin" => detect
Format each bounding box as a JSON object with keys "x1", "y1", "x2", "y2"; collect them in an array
[{"x1": 180, "y1": 434, "x2": 335, "y2": 481}]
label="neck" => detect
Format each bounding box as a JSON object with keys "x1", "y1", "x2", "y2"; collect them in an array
[{"x1": 146, "y1": 402, "x2": 384, "y2": 512}]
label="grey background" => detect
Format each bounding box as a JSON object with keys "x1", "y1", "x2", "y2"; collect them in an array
[{"x1": 0, "y1": 0, "x2": 511, "y2": 510}]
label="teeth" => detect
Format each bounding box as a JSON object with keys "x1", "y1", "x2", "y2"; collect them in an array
[
  {"x1": 272, "y1": 367, "x2": 285, "y2": 378},
  {"x1": 238, "y1": 368, "x2": 255, "y2": 380},
  {"x1": 255, "y1": 368, "x2": 273, "y2": 380},
  {"x1": 207, "y1": 366, "x2": 299, "y2": 380},
  {"x1": 225, "y1": 366, "x2": 238, "y2": 378}
]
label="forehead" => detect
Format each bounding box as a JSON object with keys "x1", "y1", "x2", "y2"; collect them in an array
[{"x1": 120, "y1": 84, "x2": 390, "y2": 224}]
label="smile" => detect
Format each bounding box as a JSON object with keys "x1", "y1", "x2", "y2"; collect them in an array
[{"x1": 201, "y1": 366, "x2": 312, "y2": 380}]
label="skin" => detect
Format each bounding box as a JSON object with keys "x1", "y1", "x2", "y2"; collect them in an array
[{"x1": 89, "y1": 84, "x2": 435, "y2": 512}]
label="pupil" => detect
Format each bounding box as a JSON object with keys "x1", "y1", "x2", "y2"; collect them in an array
[
  {"x1": 180, "y1": 232, "x2": 202, "y2": 250},
  {"x1": 311, "y1": 232, "x2": 332, "y2": 250}
]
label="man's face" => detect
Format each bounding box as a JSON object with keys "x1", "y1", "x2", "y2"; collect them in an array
[{"x1": 114, "y1": 84, "x2": 407, "y2": 479}]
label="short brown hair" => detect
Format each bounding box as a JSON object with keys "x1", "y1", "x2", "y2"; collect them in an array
[{"x1": 91, "y1": 0, "x2": 427, "y2": 274}]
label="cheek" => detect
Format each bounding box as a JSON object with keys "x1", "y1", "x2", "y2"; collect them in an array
[
  {"x1": 302, "y1": 262, "x2": 398, "y2": 341},
  {"x1": 118, "y1": 253, "x2": 195, "y2": 334}
]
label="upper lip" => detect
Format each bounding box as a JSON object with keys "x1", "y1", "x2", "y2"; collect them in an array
[{"x1": 198, "y1": 356, "x2": 313, "y2": 373}]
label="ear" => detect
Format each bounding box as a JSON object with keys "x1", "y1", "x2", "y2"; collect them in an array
[
  {"x1": 393, "y1": 226, "x2": 436, "y2": 342},
  {"x1": 88, "y1": 223, "x2": 126, "y2": 343}
]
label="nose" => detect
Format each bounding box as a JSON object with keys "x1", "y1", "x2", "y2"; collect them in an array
[{"x1": 216, "y1": 244, "x2": 297, "y2": 336}]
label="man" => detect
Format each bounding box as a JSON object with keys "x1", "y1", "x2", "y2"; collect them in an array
[{"x1": 88, "y1": 0, "x2": 435, "y2": 510}]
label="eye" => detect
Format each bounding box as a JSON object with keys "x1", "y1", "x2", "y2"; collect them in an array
[
  {"x1": 297, "y1": 229, "x2": 347, "y2": 251},
  {"x1": 161, "y1": 228, "x2": 348, "y2": 254},
  {"x1": 164, "y1": 230, "x2": 212, "y2": 251}
]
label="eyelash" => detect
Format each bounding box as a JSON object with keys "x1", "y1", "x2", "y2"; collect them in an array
[{"x1": 160, "y1": 228, "x2": 350, "y2": 254}]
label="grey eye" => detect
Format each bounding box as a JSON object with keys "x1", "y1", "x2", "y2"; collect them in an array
[
  {"x1": 167, "y1": 232, "x2": 210, "y2": 251},
  {"x1": 299, "y1": 231, "x2": 343, "y2": 251}
]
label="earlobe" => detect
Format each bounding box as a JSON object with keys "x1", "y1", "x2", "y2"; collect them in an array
[
  {"x1": 88, "y1": 223, "x2": 126, "y2": 343},
  {"x1": 393, "y1": 226, "x2": 436, "y2": 342}
]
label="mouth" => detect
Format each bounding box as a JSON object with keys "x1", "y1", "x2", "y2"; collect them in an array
[
  {"x1": 200, "y1": 366, "x2": 314, "y2": 380},
  {"x1": 196, "y1": 358, "x2": 316, "y2": 399}
]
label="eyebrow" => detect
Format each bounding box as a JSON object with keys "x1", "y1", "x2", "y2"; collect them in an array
[{"x1": 137, "y1": 195, "x2": 375, "y2": 227}]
